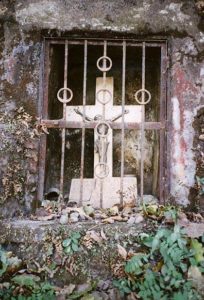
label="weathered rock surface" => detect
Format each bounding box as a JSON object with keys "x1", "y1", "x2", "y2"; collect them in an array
[{"x1": 0, "y1": 219, "x2": 148, "y2": 284}]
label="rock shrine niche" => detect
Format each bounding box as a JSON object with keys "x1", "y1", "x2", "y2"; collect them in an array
[{"x1": 39, "y1": 39, "x2": 167, "y2": 208}]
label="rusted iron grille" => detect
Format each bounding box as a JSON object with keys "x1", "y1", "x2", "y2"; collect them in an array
[{"x1": 38, "y1": 38, "x2": 168, "y2": 206}]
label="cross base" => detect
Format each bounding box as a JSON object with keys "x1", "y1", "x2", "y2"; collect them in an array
[{"x1": 69, "y1": 177, "x2": 137, "y2": 208}]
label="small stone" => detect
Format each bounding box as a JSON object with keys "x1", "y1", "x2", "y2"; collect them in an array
[
  {"x1": 134, "y1": 214, "x2": 144, "y2": 224},
  {"x1": 94, "y1": 212, "x2": 103, "y2": 219},
  {"x1": 59, "y1": 214, "x2": 68, "y2": 225},
  {"x1": 97, "y1": 279, "x2": 111, "y2": 291},
  {"x1": 127, "y1": 216, "x2": 136, "y2": 224},
  {"x1": 83, "y1": 205, "x2": 95, "y2": 217},
  {"x1": 178, "y1": 212, "x2": 189, "y2": 225},
  {"x1": 35, "y1": 207, "x2": 49, "y2": 217},
  {"x1": 91, "y1": 291, "x2": 110, "y2": 300},
  {"x1": 122, "y1": 207, "x2": 132, "y2": 217},
  {"x1": 199, "y1": 134, "x2": 204, "y2": 140},
  {"x1": 67, "y1": 201, "x2": 77, "y2": 207},
  {"x1": 108, "y1": 288, "x2": 121, "y2": 300},
  {"x1": 109, "y1": 205, "x2": 119, "y2": 216},
  {"x1": 76, "y1": 283, "x2": 92, "y2": 293},
  {"x1": 140, "y1": 195, "x2": 159, "y2": 205},
  {"x1": 79, "y1": 213, "x2": 86, "y2": 221},
  {"x1": 69, "y1": 212, "x2": 79, "y2": 223},
  {"x1": 91, "y1": 291, "x2": 103, "y2": 300},
  {"x1": 188, "y1": 265, "x2": 204, "y2": 296}
]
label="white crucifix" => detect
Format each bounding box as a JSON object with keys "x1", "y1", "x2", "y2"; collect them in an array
[{"x1": 68, "y1": 77, "x2": 142, "y2": 208}]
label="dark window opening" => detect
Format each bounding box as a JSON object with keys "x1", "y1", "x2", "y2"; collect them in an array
[{"x1": 38, "y1": 38, "x2": 167, "y2": 207}]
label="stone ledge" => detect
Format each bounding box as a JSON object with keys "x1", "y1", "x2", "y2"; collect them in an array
[
  {"x1": 0, "y1": 219, "x2": 151, "y2": 286},
  {"x1": 0, "y1": 219, "x2": 146, "y2": 244}
]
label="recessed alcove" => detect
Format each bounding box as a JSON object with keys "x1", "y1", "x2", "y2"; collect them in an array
[{"x1": 44, "y1": 40, "x2": 163, "y2": 201}]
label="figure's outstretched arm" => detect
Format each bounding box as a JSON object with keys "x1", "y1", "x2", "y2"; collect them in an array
[
  {"x1": 74, "y1": 108, "x2": 93, "y2": 121},
  {"x1": 110, "y1": 109, "x2": 129, "y2": 122}
]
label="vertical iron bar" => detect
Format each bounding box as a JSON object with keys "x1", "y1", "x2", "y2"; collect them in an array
[
  {"x1": 59, "y1": 40, "x2": 68, "y2": 201},
  {"x1": 140, "y1": 42, "x2": 146, "y2": 203},
  {"x1": 37, "y1": 40, "x2": 50, "y2": 204},
  {"x1": 160, "y1": 43, "x2": 168, "y2": 204},
  {"x1": 79, "y1": 40, "x2": 88, "y2": 206},
  {"x1": 102, "y1": 41, "x2": 107, "y2": 120},
  {"x1": 120, "y1": 41, "x2": 126, "y2": 205}
]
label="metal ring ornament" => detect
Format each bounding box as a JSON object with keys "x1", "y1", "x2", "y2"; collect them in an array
[
  {"x1": 94, "y1": 163, "x2": 109, "y2": 179},
  {"x1": 57, "y1": 87, "x2": 73, "y2": 103},
  {"x1": 96, "y1": 88, "x2": 112, "y2": 105},
  {"x1": 95, "y1": 121, "x2": 111, "y2": 138},
  {"x1": 134, "y1": 88, "x2": 151, "y2": 105},
  {"x1": 96, "y1": 56, "x2": 112, "y2": 72}
]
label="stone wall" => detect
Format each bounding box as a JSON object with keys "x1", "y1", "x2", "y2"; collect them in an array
[{"x1": 0, "y1": 0, "x2": 204, "y2": 216}]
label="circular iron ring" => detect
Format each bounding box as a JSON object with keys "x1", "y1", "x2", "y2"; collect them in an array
[
  {"x1": 95, "y1": 121, "x2": 111, "y2": 138},
  {"x1": 94, "y1": 163, "x2": 109, "y2": 179},
  {"x1": 96, "y1": 56, "x2": 112, "y2": 72},
  {"x1": 134, "y1": 88, "x2": 151, "y2": 105},
  {"x1": 96, "y1": 88, "x2": 112, "y2": 105},
  {"x1": 57, "y1": 87, "x2": 73, "y2": 103}
]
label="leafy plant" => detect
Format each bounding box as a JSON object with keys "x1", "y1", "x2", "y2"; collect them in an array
[
  {"x1": 0, "y1": 280, "x2": 56, "y2": 300},
  {"x1": 112, "y1": 279, "x2": 132, "y2": 296},
  {"x1": 143, "y1": 203, "x2": 180, "y2": 222},
  {"x1": 191, "y1": 239, "x2": 204, "y2": 263},
  {"x1": 196, "y1": 176, "x2": 204, "y2": 195},
  {"x1": 114, "y1": 225, "x2": 204, "y2": 299},
  {"x1": 125, "y1": 253, "x2": 148, "y2": 275},
  {"x1": 62, "y1": 232, "x2": 81, "y2": 255}
]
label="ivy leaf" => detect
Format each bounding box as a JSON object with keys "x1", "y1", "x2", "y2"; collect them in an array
[
  {"x1": 73, "y1": 232, "x2": 81, "y2": 239},
  {"x1": 173, "y1": 291, "x2": 187, "y2": 300},
  {"x1": 11, "y1": 274, "x2": 40, "y2": 288},
  {"x1": 71, "y1": 243, "x2": 79, "y2": 252},
  {"x1": 64, "y1": 246, "x2": 72, "y2": 255},
  {"x1": 62, "y1": 238, "x2": 71, "y2": 247},
  {"x1": 191, "y1": 239, "x2": 204, "y2": 263}
]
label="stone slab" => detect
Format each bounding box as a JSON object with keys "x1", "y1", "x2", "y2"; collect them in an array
[{"x1": 69, "y1": 177, "x2": 137, "y2": 208}]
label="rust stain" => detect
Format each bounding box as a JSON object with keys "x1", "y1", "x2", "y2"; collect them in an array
[{"x1": 173, "y1": 63, "x2": 198, "y2": 131}]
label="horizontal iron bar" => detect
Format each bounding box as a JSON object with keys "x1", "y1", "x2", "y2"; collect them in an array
[
  {"x1": 41, "y1": 119, "x2": 165, "y2": 130},
  {"x1": 49, "y1": 40, "x2": 164, "y2": 47}
]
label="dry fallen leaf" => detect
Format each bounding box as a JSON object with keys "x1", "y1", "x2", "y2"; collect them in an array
[
  {"x1": 117, "y1": 244, "x2": 127, "y2": 260},
  {"x1": 123, "y1": 200, "x2": 136, "y2": 208},
  {"x1": 55, "y1": 284, "x2": 76, "y2": 296},
  {"x1": 65, "y1": 207, "x2": 92, "y2": 220},
  {"x1": 100, "y1": 213, "x2": 109, "y2": 219},
  {"x1": 102, "y1": 217, "x2": 115, "y2": 224},
  {"x1": 188, "y1": 265, "x2": 204, "y2": 296},
  {"x1": 101, "y1": 228, "x2": 108, "y2": 240},
  {"x1": 186, "y1": 212, "x2": 204, "y2": 223},
  {"x1": 112, "y1": 215, "x2": 125, "y2": 222},
  {"x1": 88, "y1": 230, "x2": 102, "y2": 244},
  {"x1": 178, "y1": 212, "x2": 189, "y2": 225},
  {"x1": 36, "y1": 214, "x2": 56, "y2": 221}
]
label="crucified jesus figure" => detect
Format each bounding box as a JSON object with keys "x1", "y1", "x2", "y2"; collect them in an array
[{"x1": 74, "y1": 108, "x2": 129, "y2": 164}]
